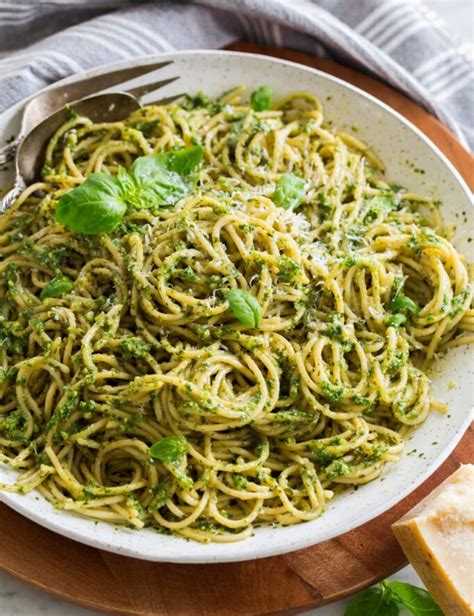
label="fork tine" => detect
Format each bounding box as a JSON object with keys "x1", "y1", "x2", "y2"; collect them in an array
[
  {"x1": 40, "y1": 61, "x2": 175, "y2": 106},
  {"x1": 146, "y1": 93, "x2": 186, "y2": 107},
  {"x1": 126, "y1": 76, "x2": 180, "y2": 99},
  {"x1": 22, "y1": 60, "x2": 176, "y2": 135},
  {"x1": 80, "y1": 60, "x2": 175, "y2": 94}
]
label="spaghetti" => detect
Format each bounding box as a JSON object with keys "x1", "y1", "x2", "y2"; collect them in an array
[{"x1": 0, "y1": 86, "x2": 472, "y2": 542}]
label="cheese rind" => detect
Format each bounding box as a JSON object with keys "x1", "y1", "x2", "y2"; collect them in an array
[{"x1": 392, "y1": 464, "x2": 474, "y2": 616}]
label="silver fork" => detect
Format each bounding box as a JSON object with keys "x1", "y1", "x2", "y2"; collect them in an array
[
  {"x1": 0, "y1": 61, "x2": 184, "y2": 212},
  {"x1": 0, "y1": 60, "x2": 176, "y2": 165}
]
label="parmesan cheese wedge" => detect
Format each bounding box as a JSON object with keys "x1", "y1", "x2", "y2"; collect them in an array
[{"x1": 392, "y1": 464, "x2": 474, "y2": 616}]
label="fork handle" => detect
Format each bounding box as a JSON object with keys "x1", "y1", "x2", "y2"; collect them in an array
[
  {"x1": 0, "y1": 179, "x2": 25, "y2": 213},
  {"x1": 0, "y1": 138, "x2": 20, "y2": 165}
]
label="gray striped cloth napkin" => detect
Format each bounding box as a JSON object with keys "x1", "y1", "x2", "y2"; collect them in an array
[{"x1": 0, "y1": 0, "x2": 473, "y2": 151}]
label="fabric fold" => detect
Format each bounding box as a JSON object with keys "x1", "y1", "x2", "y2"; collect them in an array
[{"x1": 0, "y1": 0, "x2": 472, "y2": 150}]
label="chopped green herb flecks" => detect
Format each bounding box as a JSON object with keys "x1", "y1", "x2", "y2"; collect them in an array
[
  {"x1": 384, "y1": 313, "x2": 407, "y2": 328},
  {"x1": 40, "y1": 276, "x2": 74, "y2": 300},
  {"x1": 277, "y1": 256, "x2": 301, "y2": 283},
  {"x1": 321, "y1": 381, "x2": 344, "y2": 404},
  {"x1": 120, "y1": 337, "x2": 151, "y2": 359}
]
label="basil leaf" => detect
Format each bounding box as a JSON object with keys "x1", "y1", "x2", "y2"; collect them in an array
[
  {"x1": 250, "y1": 85, "x2": 272, "y2": 111},
  {"x1": 149, "y1": 436, "x2": 188, "y2": 464},
  {"x1": 55, "y1": 173, "x2": 127, "y2": 235},
  {"x1": 228, "y1": 289, "x2": 262, "y2": 328},
  {"x1": 386, "y1": 582, "x2": 443, "y2": 615},
  {"x1": 166, "y1": 145, "x2": 203, "y2": 178},
  {"x1": 128, "y1": 156, "x2": 186, "y2": 208},
  {"x1": 128, "y1": 145, "x2": 203, "y2": 208},
  {"x1": 390, "y1": 293, "x2": 419, "y2": 315},
  {"x1": 345, "y1": 586, "x2": 399, "y2": 616},
  {"x1": 116, "y1": 165, "x2": 136, "y2": 195},
  {"x1": 274, "y1": 173, "x2": 307, "y2": 211},
  {"x1": 55, "y1": 146, "x2": 203, "y2": 235},
  {"x1": 40, "y1": 276, "x2": 74, "y2": 300},
  {"x1": 384, "y1": 313, "x2": 407, "y2": 328}
]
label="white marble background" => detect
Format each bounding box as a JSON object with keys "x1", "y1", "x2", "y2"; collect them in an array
[{"x1": 1, "y1": 1, "x2": 472, "y2": 614}]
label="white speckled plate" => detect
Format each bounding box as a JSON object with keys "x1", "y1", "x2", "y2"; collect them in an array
[{"x1": 0, "y1": 51, "x2": 472, "y2": 563}]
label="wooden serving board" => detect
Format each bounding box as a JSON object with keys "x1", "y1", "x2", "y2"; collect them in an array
[{"x1": 0, "y1": 43, "x2": 472, "y2": 616}]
